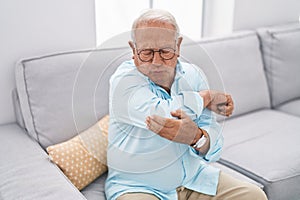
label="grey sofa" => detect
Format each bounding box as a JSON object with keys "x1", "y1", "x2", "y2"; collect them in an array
[{"x1": 0, "y1": 22, "x2": 299, "y2": 200}]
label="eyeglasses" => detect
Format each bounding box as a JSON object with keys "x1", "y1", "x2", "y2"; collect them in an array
[{"x1": 136, "y1": 47, "x2": 176, "y2": 62}]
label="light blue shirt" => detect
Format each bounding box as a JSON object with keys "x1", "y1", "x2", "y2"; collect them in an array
[{"x1": 105, "y1": 60, "x2": 223, "y2": 200}]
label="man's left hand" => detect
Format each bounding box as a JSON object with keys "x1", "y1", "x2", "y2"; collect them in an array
[{"x1": 208, "y1": 93, "x2": 234, "y2": 117}]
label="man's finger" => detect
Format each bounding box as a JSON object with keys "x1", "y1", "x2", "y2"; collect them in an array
[
  {"x1": 226, "y1": 95, "x2": 234, "y2": 106},
  {"x1": 170, "y1": 109, "x2": 181, "y2": 118},
  {"x1": 151, "y1": 115, "x2": 180, "y2": 128},
  {"x1": 150, "y1": 115, "x2": 167, "y2": 126},
  {"x1": 225, "y1": 106, "x2": 234, "y2": 116},
  {"x1": 146, "y1": 116, "x2": 164, "y2": 133},
  {"x1": 171, "y1": 109, "x2": 188, "y2": 119},
  {"x1": 147, "y1": 117, "x2": 173, "y2": 136}
]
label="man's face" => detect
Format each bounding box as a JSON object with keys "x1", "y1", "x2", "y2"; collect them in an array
[{"x1": 129, "y1": 22, "x2": 182, "y2": 91}]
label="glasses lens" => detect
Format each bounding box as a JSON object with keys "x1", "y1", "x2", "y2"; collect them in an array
[
  {"x1": 160, "y1": 48, "x2": 175, "y2": 60},
  {"x1": 139, "y1": 49, "x2": 153, "y2": 62}
]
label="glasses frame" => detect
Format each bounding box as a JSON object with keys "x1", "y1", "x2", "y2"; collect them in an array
[{"x1": 135, "y1": 44, "x2": 177, "y2": 62}]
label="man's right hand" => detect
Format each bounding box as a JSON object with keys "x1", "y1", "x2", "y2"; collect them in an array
[{"x1": 199, "y1": 90, "x2": 234, "y2": 117}]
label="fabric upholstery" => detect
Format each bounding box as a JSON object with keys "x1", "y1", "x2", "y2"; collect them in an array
[
  {"x1": 12, "y1": 88, "x2": 25, "y2": 128},
  {"x1": 219, "y1": 109, "x2": 300, "y2": 200},
  {"x1": 257, "y1": 23, "x2": 300, "y2": 107},
  {"x1": 46, "y1": 115, "x2": 109, "y2": 190},
  {"x1": 0, "y1": 123, "x2": 86, "y2": 200},
  {"x1": 81, "y1": 173, "x2": 107, "y2": 200},
  {"x1": 16, "y1": 48, "x2": 130, "y2": 149},
  {"x1": 180, "y1": 31, "x2": 271, "y2": 118},
  {"x1": 276, "y1": 99, "x2": 300, "y2": 117}
]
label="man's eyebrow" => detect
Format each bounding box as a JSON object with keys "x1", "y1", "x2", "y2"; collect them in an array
[{"x1": 137, "y1": 43, "x2": 176, "y2": 49}]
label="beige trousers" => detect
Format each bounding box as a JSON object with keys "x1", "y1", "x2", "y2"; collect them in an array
[{"x1": 117, "y1": 172, "x2": 268, "y2": 200}]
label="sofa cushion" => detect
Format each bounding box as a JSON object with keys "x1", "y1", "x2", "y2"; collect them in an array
[
  {"x1": 276, "y1": 99, "x2": 300, "y2": 117},
  {"x1": 257, "y1": 23, "x2": 300, "y2": 107},
  {"x1": 46, "y1": 115, "x2": 109, "y2": 190},
  {"x1": 180, "y1": 31, "x2": 271, "y2": 118},
  {"x1": 16, "y1": 48, "x2": 131, "y2": 148},
  {"x1": 12, "y1": 88, "x2": 25, "y2": 128},
  {"x1": 219, "y1": 109, "x2": 300, "y2": 200},
  {"x1": 0, "y1": 123, "x2": 86, "y2": 200}
]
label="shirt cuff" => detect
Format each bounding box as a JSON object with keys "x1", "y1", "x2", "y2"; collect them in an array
[{"x1": 201, "y1": 125, "x2": 223, "y2": 162}]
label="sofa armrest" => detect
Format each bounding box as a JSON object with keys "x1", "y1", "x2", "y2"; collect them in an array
[{"x1": 0, "y1": 123, "x2": 86, "y2": 200}]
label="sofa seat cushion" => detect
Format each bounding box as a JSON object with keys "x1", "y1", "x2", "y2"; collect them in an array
[
  {"x1": 257, "y1": 23, "x2": 300, "y2": 107},
  {"x1": 0, "y1": 124, "x2": 86, "y2": 200},
  {"x1": 276, "y1": 99, "x2": 300, "y2": 117},
  {"x1": 219, "y1": 109, "x2": 300, "y2": 200},
  {"x1": 81, "y1": 173, "x2": 107, "y2": 200}
]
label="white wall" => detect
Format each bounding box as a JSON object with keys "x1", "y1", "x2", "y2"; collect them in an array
[
  {"x1": 202, "y1": 0, "x2": 235, "y2": 37},
  {"x1": 95, "y1": 0, "x2": 149, "y2": 46},
  {"x1": 95, "y1": 0, "x2": 203, "y2": 46},
  {"x1": 202, "y1": 0, "x2": 300, "y2": 37},
  {"x1": 0, "y1": 0, "x2": 96, "y2": 125},
  {"x1": 153, "y1": 0, "x2": 203, "y2": 41},
  {"x1": 233, "y1": 0, "x2": 300, "y2": 30}
]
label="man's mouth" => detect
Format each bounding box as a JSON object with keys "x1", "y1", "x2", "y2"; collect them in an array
[{"x1": 151, "y1": 70, "x2": 164, "y2": 73}]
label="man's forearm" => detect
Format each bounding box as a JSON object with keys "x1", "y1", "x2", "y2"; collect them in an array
[{"x1": 199, "y1": 90, "x2": 212, "y2": 108}]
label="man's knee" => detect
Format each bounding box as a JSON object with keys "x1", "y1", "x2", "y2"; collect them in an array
[{"x1": 218, "y1": 172, "x2": 268, "y2": 200}]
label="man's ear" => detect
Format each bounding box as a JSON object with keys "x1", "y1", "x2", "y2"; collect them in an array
[
  {"x1": 176, "y1": 37, "x2": 183, "y2": 57},
  {"x1": 128, "y1": 41, "x2": 135, "y2": 54},
  {"x1": 128, "y1": 41, "x2": 136, "y2": 59}
]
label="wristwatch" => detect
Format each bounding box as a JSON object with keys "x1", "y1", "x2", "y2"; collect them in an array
[{"x1": 192, "y1": 135, "x2": 207, "y2": 149}]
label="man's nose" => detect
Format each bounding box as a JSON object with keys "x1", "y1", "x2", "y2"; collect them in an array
[{"x1": 151, "y1": 51, "x2": 163, "y2": 66}]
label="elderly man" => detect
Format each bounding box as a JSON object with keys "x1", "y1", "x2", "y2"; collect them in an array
[{"x1": 105, "y1": 9, "x2": 267, "y2": 200}]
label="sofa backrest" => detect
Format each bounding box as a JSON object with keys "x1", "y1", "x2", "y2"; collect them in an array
[
  {"x1": 16, "y1": 48, "x2": 131, "y2": 149},
  {"x1": 181, "y1": 31, "x2": 271, "y2": 118},
  {"x1": 257, "y1": 23, "x2": 300, "y2": 108}
]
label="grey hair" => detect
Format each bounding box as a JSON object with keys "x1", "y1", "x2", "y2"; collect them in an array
[{"x1": 131, "y1": 9, "x2": 180, "y2": 42}]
